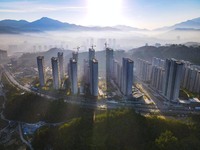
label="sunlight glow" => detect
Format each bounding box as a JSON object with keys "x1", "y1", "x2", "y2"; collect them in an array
[{"x1": 86, "y1": 0, "x2": 123, "y2": 26}]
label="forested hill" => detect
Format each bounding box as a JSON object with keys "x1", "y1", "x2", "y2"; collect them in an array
[
  {"x1": 32, "y1": 109, "x2": 200, "y2": 150},
  {"x1": 130, "y1": 45, "x2": 200, "y2": 65}
]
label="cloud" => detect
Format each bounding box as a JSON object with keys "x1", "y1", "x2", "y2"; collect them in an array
[{"x1": 0, "y1": 1, "x2": 87, "y2": 13}]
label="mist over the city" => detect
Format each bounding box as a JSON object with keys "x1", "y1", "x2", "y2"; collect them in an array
[{"x1": 0, "y1": 21, "x2": 200, "y2": 55}]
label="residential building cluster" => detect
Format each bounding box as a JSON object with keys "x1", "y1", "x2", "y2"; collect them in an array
[
  {"x1": 37, "y1": 48, "x2": 99, "y2": 96},
  {"x1": 135, "y1": 56, "x2": 200, "y2": 103},
  {"x1": 182, "y1": 61, "x2": 200, "y2": 94},
  {"x1": 135, "y1": 58, "x2": 152, "y2": 82},
  {"x1": 135, "y1": 57, "x2": 165, "y2": 93},
  {"x1": 37, "y1": 52, "x2": 65, "y2": 90},
  {"x1": 162, "y1": 59, "x2": 183, "y2": 102},
  {"x1": 37, "y1": 47, "x2": 134, "y2": 98},
  {"x1": 106, "y1": 48, "x2": 134, "y2": 97},
  {"x1": 83, "y1": 48, "x2": 99, "y2": 96}
]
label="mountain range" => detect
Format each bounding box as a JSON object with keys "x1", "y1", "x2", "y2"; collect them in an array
[
  {"x1": 155, "y1": 17, "x2": 200, "y2": 31},
  {"x1": 0, "y1": 17, "x2": 200, "y2": 34}
]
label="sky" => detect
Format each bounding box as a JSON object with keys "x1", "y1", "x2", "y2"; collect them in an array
[{"x1": 0, "y1": 0, "x2": 200, "y2": 29}]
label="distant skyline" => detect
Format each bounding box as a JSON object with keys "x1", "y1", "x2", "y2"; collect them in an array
[{"x1": 0, "y1": 0, "x2": 200, "y2": 29}]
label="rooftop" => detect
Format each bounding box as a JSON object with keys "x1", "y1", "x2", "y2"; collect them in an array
[
  {"x1": 70, "y1": 58, "x2": 77, "y2": 63},
  {"x1": 51, "y1": 57, "x2": 58, "y2": 61},
  {"x1": 106, "y1": 47, "x2": 113, "y2": 51},
  {"x1": 89, "y1": 48, "x2": 95, "y2": 51},
  {"x1": 92, "y1": 58, "x2": 98, "y2": 63},
  {"x1": 124, "y1": 58, "x2": 133, "y2": 63},
  {"x1": 176, "y1": 61, "x2": 183, "y2": 65},
  {"x1": 37, "y1": 56, "x2": 44, "y2": 59}
]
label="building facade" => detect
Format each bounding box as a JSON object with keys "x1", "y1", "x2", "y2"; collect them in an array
[
  {"x1": 72, "y1": 52, "x2": 78, "y2": 62},
  {"x1": 58, "y1": 52, "x2": 64, "y2": 80},
  {"x1": 150, "y1": 66, "x2": 164, "y2": 92},
  {"x1": 69, "y1": 58, "x2": 78, "y2": 94},
  {"x1": 89, "y1": 59, "x2": 98, "y2": 96},
  {"x1": 121, "y1": 58, "x2": 134, "y2": 97},
  {"x1": 89, "y1": 48, "x2": 95, "y2": 61},
  {"x1": 37, "y1": 56, "x2": 46, "y2": 87},
  {"x1": 106, "y1": 48, "x2": 114, "y2": 81},
  {"x1": 162, "y1": 59, "x2": 183, "y2": 102},
  {"x1": 51, "y1": 57, "x2": 60, "y2": 89}
]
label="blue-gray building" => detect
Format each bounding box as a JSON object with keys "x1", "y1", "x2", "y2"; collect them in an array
[
  {"x1": 121, "y1": 58, "x2": 134, "y2": 97},
  {"x1": 106, "y1": 47, "x2": 114, "y2": 81},
  {"x1": 83, "y1": 59, "x2": 89, "y2": 84},
  {"x1": 72, "y1": 51, "x2": 78, "y2": 62},
  {"x1": 58, "y1": 52, "x2": 64, "y2": 80},
  {"x1": 150, "y1": 66, "x2": 164, "y2": 92},
  {"x1": 51, "y1": 57, "x2": 60, "y2": 89},
  {"x1": 89, "y1": 48, "x2": 95, "y2": 61},
  {"x1": 162, "y1": 58, "x2": 183, "y2": 102},
  {"x1": 69, "y1": 58, "x2": 78, "y2": 94},
  {"x1": 90, "y1": 59, "x2": 98, "y2": 96},
  {"x1": 37, "y1": 56, "x2": 46, "y2": 87}
]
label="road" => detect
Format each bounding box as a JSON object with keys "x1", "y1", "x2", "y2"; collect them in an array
[
  {"x1": 2, "y1": 66, "x2": 55, "y2": 100},
  {"x1": 19, "y1": 122, "x2": 33, "y2": 150},
  {"x1": 0, "y1": 68, "x2": 48, "y2": 149}
]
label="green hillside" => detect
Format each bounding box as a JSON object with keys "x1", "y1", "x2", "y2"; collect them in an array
[{"x1": 32, "y1": 109, "x2": 200, "y2": 150}]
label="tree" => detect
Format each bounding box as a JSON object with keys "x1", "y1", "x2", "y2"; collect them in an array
[{"x1": 155, "y1": 130, "x2": 178, "y2": 150}]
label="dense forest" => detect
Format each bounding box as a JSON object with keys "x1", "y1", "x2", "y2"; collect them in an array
[{"x1": 32, "y1": 109, "x2": 200, "y2": 150}]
